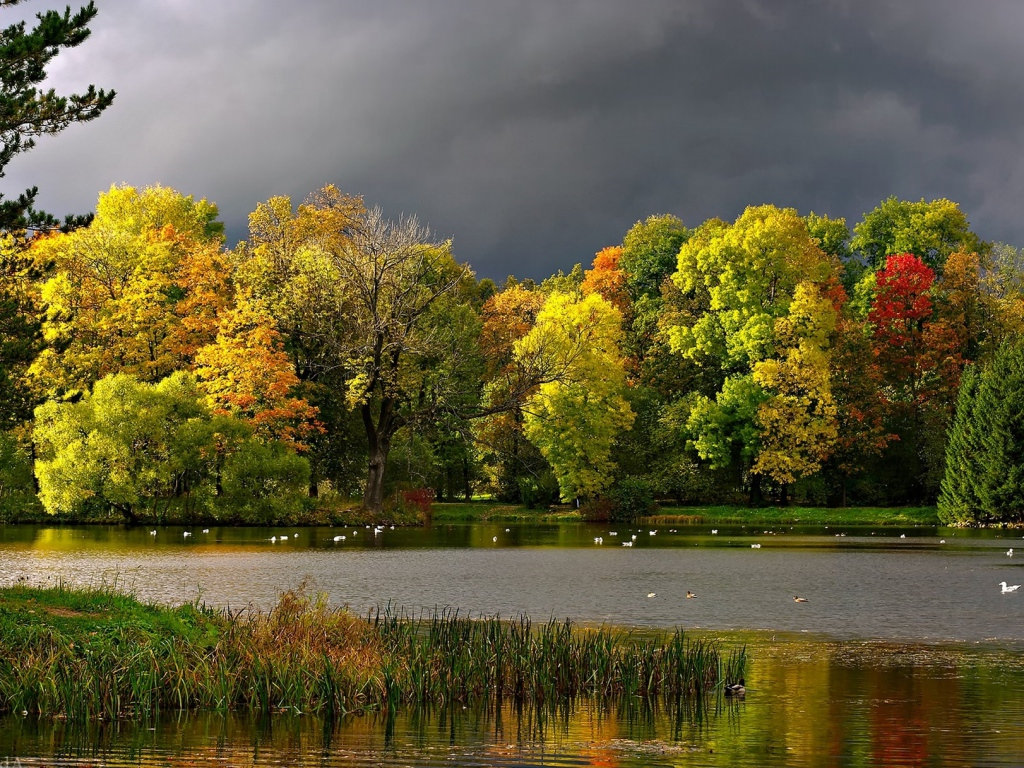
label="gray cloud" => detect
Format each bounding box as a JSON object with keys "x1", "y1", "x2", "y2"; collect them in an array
[{"x1": 7, "y1": 0, "x2": 1024, "y2": 280}]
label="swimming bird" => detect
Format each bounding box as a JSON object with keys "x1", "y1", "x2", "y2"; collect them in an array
[
  {"x1": 333, "y1": 535, "x2": 345, "y2": 542},
  {"x1": 1008, "y1": 548, "x2": 1013, "y2": 557},
  {"x1": 724, "y1": 678, "x2": 746, "y2": 697},
  {"x1": 183, "y1": 531, "x2": 191, "y2": 537},
  {"x1": 280, "y1": 535, "x2": 288, "y2": 540},
  {"x1": 492, "y1": 536, "x2": 498, "y2": 543},
  {"x1": 711, "y1": 529, "x2": 718, "y2": 534},
  {"x1": 1000, "y1": 581, "x2": 1020, "y2": 593},
  {"x1": 900, "y1": 534, "x2": 906, "y2": 539},
  {"x1": 622, "y1": 541, "x2": 633, "y2": 547},
  {"x1": 149, "y1": 530, "x2": 157, "y2": 536},
  {"x1": 270, "y1": 536, "x2": 277, "y2": 543},
  {"x1": 686, "y1": 591, "x2": 697, "y2": 599},
  {"x1": 751, "y1": 543, "x2": 761, "y2": 549},
  {"x1": 793, "y1": 596, "x2": 808, "y2": 603},
  {"x1": 202, "y1": 529, "x2": 209, "y2": 534},
  {"x1": 594, "y1": 537, "x2": 603, "y2": 545},
  {"x1": 647, "y1": 592, "x2": 656, "y2": 598}
]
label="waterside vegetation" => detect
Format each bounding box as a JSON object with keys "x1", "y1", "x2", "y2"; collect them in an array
[{"x1": 0, "y1": 584, "x2": 746, "y2": 721}]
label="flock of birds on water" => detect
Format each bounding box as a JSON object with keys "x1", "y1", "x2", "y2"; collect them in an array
[{"x1": 150, "y1": 525, "x2": 1023, "y2": 596}]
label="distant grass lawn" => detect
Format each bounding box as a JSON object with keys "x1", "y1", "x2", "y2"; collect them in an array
[{"x1": 431, "y1": 501, "x2": 939, "y2": 527}]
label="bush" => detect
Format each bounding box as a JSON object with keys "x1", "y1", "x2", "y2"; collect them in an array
[
  {"x1": 609, "y1": 477, "x2": 657, "y2": 522},
  {"x1": 218, "y1": 440, "x2": 311, "y2": 524}
]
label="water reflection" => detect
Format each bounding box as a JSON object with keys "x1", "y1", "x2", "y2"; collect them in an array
[{"x1": 1, "y1": 636, "x2": 1022, "y2": 766}]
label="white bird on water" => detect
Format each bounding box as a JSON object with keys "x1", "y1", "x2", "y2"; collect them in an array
[
  {"x1": 333, "y1": 535, "x2": 345, "y2": 542},
  {"x1": 622, "y1": 541, "x2": 633, "y2": 547},
  {"x1": 1008, "y1": 548, "x2": 1014, "y2": 557},
  {"x1": 751, "y1": 543, "x2": 761, "y2": 549},
  {"x1": 1000, "y1": 581, "x2": 1020, "y2": 594},
  {"x1": 647, "y1": 592, "x2": 656, "y2": 598},
  {"x1": 149, "y1": 530, "x2": 157, "y2": 536},
  {"x1": 594, "y1": 537, "x2": 603, "y2": 545},
  {"x1": 183, "y1": 531, "x2": 191, "y2": 537}
]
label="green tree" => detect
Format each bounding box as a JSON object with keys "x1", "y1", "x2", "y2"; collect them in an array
[
  {"x1": 851, "y1": 196, "x2": 985, "y2": 271},
  {"x1": 1, "y1": 1, "x2": 114, "y2": 233},
  {"x1": 937, "y1": 363, "x2": 981, "y2": 524},
  {"x1": 619, "y1": 214, "x2": 688, "y2": 302},
  {"x1": 973, "y1": 343, "x2": 1024, "y2": 523}
]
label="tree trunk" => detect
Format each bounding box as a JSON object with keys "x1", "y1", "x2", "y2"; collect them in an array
[
  {"x1": 748, "y1": 473, "x2": 763, "y2": 507},
  {"x1": 361, "y1": 399, "x2": 396, "y2": 513},
  {"x1": 364, "y1": 444, "x2": 388, "y2": 513}
]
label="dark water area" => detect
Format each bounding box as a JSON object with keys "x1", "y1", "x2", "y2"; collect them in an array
[{"x1": 1, "y1": 522, "x2": 1023, "y2": 765}]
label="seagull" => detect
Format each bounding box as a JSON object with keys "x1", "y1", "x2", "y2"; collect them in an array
[
  {"x1": 647, "y1": 592, "x2": 656, "y2": 598},
  {"x1": 793, "y1": 596, "x2": 808, "y2": 603},
  {"x1": 1000, "y1": 581, "x2": 1020, "y2": 594},
  {"x1": 686, "y1": 591, "x2": 697, "y2": 599}
]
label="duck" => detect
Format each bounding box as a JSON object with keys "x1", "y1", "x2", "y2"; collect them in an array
[
  {"x1": 686, "y1": 590, "x2": 697, "y2": 599},
  {"x1": 724, "y1": 678, "x2": 746, "y2": 697},
  {"x1": 793, "y1": 596, "x2": 808, "y2": 603},
  {"x1": 1000, "y1": 581, "x2": 1020, "y2": 594}
]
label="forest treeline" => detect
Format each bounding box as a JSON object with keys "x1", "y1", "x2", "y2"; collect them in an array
[{"x1": 2, "y1": 185, "x2": 1024, "y2": 525}]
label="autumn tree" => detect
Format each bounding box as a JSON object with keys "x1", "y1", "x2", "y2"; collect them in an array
[
  {"x1": 327, "y1": 206, "x2": 473, "y2": 512},
  {"x1": 193, "y1": 298, "x2": 320, "y2": 450},
  {"x1": 28, "y1": 185, "x2": 228, "y2": 399},
  {"x1": 1, "y1": 1, "x2": 114, "y2": 234},
  {"x1": 868, "y1": 253, "x2": 963, "y2": 500},
  {"x1": 668, "y1": 205, "x2": 840, "y2": 501},
  {"x1": 581, "y1": 246, "x2": 629, "y2": 314},
  {"x1": 515, "y1": 291, "x2": 634, "y2": 500},
  {"x1": 475, "y1": 284, "x2": 552, "y2": 502}
]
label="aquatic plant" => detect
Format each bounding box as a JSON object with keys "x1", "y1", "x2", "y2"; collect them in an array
[{"x1": 0, "y1": 584, "x2": 746, "y2": 720}]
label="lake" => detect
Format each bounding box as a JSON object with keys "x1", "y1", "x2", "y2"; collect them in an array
[{"x1": 1, "y1": 521, "x2": 1023, "y2": 766}]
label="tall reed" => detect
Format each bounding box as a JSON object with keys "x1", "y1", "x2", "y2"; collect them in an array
[{"x1": 0, "y1": 585, "x2": 746, "y2": 720}]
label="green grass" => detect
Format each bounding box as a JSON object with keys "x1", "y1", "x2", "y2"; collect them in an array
[
  {"x1": 431, "y1": 502, "x2": 582, "y2": 522},
  {"x1": 430, "y1": 501, "x2": 939, "y2": 527},
  {"x1": 0, "y1": 584, "x2": 745, "y2": 720},
  {"x1": 645, "y1": 505, "x2": 939, "y2": 527}
]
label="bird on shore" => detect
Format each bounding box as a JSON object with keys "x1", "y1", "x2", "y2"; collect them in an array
[
  {"x1": 793, "y1": 596, "x2": 808, "y2": 603},
  {"x1": 724, "y1": 678, "x2": 746, "y2": 697},
  {"x1": 686, "y1": 591, "x2": 697, "y2": 599},
  {"x1": 1000, "y1": 581, "x2": 1020, "y2": 594}
]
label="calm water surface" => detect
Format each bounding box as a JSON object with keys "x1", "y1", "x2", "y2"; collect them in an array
[{"x1": 1, "y1": 521, "x2": 1023, "y2": 766}]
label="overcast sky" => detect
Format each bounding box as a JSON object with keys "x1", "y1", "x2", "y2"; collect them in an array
[{"x1": 8, "y1": 0, "x2": 1024, "y2": 280}]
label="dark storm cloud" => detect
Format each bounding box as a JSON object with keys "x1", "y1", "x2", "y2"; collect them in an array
[{"x1": 7, "y1": 0, "x2": 1024, "y2": 279}]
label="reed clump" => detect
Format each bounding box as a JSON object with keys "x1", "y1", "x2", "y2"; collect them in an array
[{"x1": 0, "y1": 584, "x2": 746, "y2": 720}]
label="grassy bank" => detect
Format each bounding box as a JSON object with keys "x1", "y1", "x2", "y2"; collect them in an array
[
  {"x1": 0, "y1": 584, "x2": 746, "y2": 720},
  {"x1": 644, "y1": 505, "x2": 939, "y2": 527},
  {"x1": 431, "y1": 502, "x2": 939, "y2": 527}
]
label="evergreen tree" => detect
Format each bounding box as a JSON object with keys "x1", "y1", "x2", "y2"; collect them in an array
[
  {"x1": 937, "y1": 364, "x2": 981, "y2": 524},
  {"x1": 974, "y1": 343, "x2": 1024, "y2": 523},
  {"x1": 1, "y1": 0, "x2": 114, "y2": 233}
]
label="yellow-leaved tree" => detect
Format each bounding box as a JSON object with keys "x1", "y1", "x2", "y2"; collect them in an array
[{"x1": 515, "y1": 291, "x2": 634, "y2": 500}]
